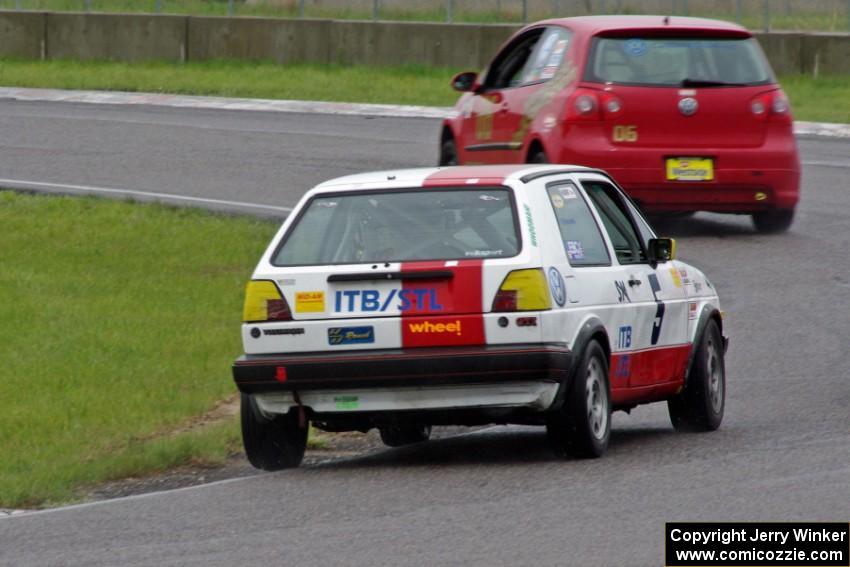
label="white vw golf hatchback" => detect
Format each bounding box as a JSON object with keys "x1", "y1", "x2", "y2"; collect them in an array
[{"x1": 233, "y1": 165, "x2": 727, "y2": 469}]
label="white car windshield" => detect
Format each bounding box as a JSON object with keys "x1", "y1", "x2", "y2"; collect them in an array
[{"x1": 273, "y1": 188, "x2": 520, "y2": 266}]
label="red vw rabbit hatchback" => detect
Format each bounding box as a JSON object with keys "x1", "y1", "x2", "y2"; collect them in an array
[{"x1": 440, "y1": 16, "x2": 801, "y2": 232}]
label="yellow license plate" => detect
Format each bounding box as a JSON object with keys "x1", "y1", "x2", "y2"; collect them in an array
[{"x1": 666, "y1": 157, "x2": 714, "y2": 181}]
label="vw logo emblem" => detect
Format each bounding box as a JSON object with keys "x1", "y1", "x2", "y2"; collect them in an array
[
  {"x1": 548, "y1": 267, "x2": 566, "y2": 307},
  {"x1": 678, "y1": 97, "x2": 698, "y2": 116}
]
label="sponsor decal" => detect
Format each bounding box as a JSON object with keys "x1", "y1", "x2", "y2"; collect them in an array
[
  {"x1": 615, "y1": 354, "x2": 631, "y2": 379},
  {"x1": 553, "y1": 39, "x2": 568, "y2": 55},
  {"x1": 670, "y1": 267, "x2": 683, "y2": 288},
  {"x1": 755, "y1": 191, "x2": 768, "y2": 201},
  {"x1": 541, "y1": 115, "x2": 557, "y2": 131},
  {"x1": 334, "y1": 289, "x2": 444, "y2": 313},
  {"x1": 566, "y1": 240, "x2": 585, "y2": 261},
  {"x1": 615, "y1": 280, "x2": 631, "y2": 303},
  {"x1": 407, "y1": 319, "x2": 463, "y2": 336},
  {"x1": 464, "y1": 249, "x2": 504, "y2": 257},
  {"x1": 559, "y1": 185, "x2": 577, "y2": 199},
  {"x1": 688, "y1": 302, "x2": 699, "y2": 320},
  {"x1": 334, "y1": 395, "x2": 359, "y2": 410},
  {"x1": 548, "y1": 267, "x2": 566, "y2": 307},
  {"x1": 263, "y1": 328, "x2": 306, "y2": 336},
  {"x1": 516, "y1": 317, "x2": 538, "y2": 327},
  {"x1": 618, "y1": 325, "x2": 632, "y2": 349},
  {"x1": 295, "y1": 291, "x2": 325, "y2": 313},
  {"x1": 540, "y1": 65, "x2": 558, "y2": 80},
  {"x1": 693, "y1": 281, "x2": 703, "y2": 293},
  {"x1": 277, "y1": 278, "x2": 296, "y2": 286},
  {"x1": 524, "y1": 204, "x2": 538, "y2": 246},
  {"x1": 550, "y1": 192, "x2": 565, "y2": 208},
  {"x1": 327, "y1": 326, "x2": 375, "y2": 345},
  {"x1": 623, "y1": 38, "x2": 647, "y2": 57}
]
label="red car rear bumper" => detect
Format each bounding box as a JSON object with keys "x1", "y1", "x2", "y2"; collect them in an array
[{"x1": 553, "y1": 126, "x2": 800, "y2": 213}]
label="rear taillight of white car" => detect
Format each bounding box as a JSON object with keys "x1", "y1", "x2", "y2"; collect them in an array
[
  {"x1": 492, "y1": 269, "x2": 553, "y2": 312},
  {"x1": 750, "y1": 90, "x2": 791, "y2": 123},
  {"x1": 243, "y1": 280, "x2": 292, "y2": 322}
]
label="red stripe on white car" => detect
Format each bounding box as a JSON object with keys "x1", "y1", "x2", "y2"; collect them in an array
[
  {"x1": 400, "y1": 260, "x2": 485, "y2": 347},
  {"x1": 609, "y1": 343, "x2": 692, "y2": 401},
  {"x1": 422, "y1": 165, "x2": 519, "y2": 187}
]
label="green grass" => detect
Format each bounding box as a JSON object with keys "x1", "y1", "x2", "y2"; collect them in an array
[
  {"x1": 0, "y1": 191, "x2": 279, "y2": 507},
  {"x1": 778, "y1": 74, "x2": 850, "y2": 124},
  {"x1": 1, "y1": 58, "x2": 849, "y2": 123},
  {"x1": 0, "y1": 59, "x2": 462, "y2": 107}
]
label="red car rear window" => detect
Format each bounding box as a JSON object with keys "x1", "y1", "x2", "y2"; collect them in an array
[{"x1": 585, "y1": 37, "x2": 773, "y2": 87}]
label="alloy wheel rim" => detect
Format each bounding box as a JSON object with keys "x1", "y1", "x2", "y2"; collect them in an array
[
  {"x1": 586, "y1": 358, "x2": 608, "y2": 440},
  {"x1": 707, "y1": 336, "x2": 724, "y2": 414}
]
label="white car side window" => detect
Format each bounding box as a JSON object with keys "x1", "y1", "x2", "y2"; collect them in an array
[{"x1": 545, "y1": 181, "x2": 610, "y2": 267}]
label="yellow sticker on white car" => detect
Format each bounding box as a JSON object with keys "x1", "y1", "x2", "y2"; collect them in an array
[{"x1": 295, "y1": 291, "x2": 325, "y2": 313}]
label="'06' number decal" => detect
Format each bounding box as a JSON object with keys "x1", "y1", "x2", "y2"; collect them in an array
[{"x1": 612, "y1": 125, "x2": 638, "y2": 142}]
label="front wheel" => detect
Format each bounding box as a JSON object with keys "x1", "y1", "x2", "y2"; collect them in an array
[
  {"x1": 752, "y1": 208, "x2": 794, "y2": 233},
  {"x1": 546, "y1": 340, "x2": 611, "y2": 458},
  {"x1": 379, "y1": 425, "x2": 432, "y2": 447},
  {"x1": 668, "y1": 319, "x2": 725, "y2": 432},
  {"x1": 241, "y1": 393, "x2": 308, "y2": 470}
]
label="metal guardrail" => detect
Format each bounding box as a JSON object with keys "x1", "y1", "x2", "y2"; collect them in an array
[{"x1": 3, "y1": 0, "x2": 850, "y2": 31}]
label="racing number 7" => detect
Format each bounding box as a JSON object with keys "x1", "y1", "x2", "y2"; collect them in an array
[{"x1": 647, "y1": 274, "x2": 665, "y2": 346}]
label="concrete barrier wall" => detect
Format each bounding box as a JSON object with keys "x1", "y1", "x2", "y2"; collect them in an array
[
  {"x1": 0, "y1": 11, "x2": 45, "y2": 59},
  {"x1": 188, "y1": 17, "x2": 332, "y2": 64},
  {"x1": 46, "y1": 13, "x2": 187, "y2": 62},
  {"x1": 0, "y1": 10, "x2": 848, "y2": 74}
]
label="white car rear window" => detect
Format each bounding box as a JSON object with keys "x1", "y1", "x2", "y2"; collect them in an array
[{"x1": 273, "y1": 188, "x2": 520, "y2": 266}]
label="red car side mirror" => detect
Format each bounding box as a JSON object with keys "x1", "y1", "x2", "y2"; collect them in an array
[{"x1": 451, "y1": 71, "x2": 478, "y2": 93}]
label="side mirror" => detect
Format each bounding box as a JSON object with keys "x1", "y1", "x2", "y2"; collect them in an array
[
  {"x1": 648, "y1": 238, "x2": 676, "y2": 264},
  {"x1": 451, "y1": 71, "x2": 478, "y2": 93}
]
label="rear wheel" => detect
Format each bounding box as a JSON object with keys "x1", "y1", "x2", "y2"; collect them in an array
[
  {"x1": 668, "y1": 319, "x2": 725, "y2": 432},
  {"x1": 752, "y1": 208, "x2": 794, "y2": 233},
  {"x1": 379, "y1": 425, "x2": 432, "y2": 447},
  {"x1": 439, "y1": 137, "x2": 458, "y2": 166},
  {"x1": 528, "y1": 150, "x2": 548, "y2": 164},
  {"x1": 241, "y1": 393, "x2": 308, "y2": 470},
  {"x1": 546, "y1": 340, "x2": 611, "y2": 458}
]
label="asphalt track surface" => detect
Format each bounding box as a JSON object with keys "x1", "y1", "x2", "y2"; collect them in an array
[{"x1": 1, "y1": 100, "x2": 849, "y2": 566}]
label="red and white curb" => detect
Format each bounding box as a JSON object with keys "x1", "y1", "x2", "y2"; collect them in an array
[{"x1": 1, "y1": 86, "x2": 848, "y2": 138}]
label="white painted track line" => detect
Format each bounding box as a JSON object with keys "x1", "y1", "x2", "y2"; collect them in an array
[{"x1": 0, "y1": 178, "x2": 292, "y2": 215}]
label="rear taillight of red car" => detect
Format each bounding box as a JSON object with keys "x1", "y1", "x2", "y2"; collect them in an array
[
  {"x1": 750, "y1": 90, "x2": 791, "y2": 123},
  {"x1": 566, "y1": 88, "x2": 624, "y2": 122}
]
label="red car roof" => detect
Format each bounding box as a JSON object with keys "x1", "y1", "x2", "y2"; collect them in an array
[{"x1": 537, "y1": 15, "x2": 751, "y2": 37}]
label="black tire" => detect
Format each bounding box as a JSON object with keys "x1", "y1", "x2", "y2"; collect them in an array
[
  {"x1": 668, "y1": 319, "x2": 725, "y2": 432},
  {"x1": 528, "y1": 150, "x2": 548, "y2": 164},
  {"x1": 379, "y1": 425, "x2": 432, "y2": 447},
  {"x1": 241, "y1": 393, "x2": 308, "y2": 470},
  {"x1": 546, "y1": 340, "x2": 611, "y2": 458},
  {"x1": 752, "y1": 208, "x2": 794, "y2": 233},
  {"x1": 439, "y1": 137, "x2": 458, "y2": 166}
]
